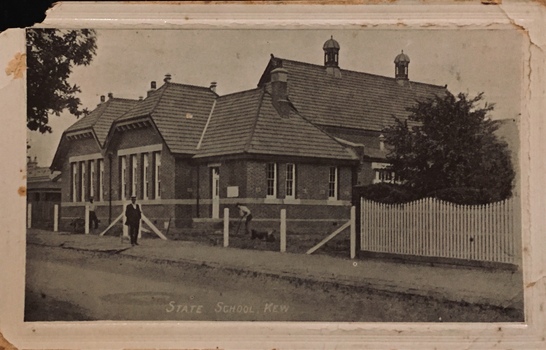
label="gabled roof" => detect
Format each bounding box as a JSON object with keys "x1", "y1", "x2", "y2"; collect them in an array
[
  {"x1": 51, "y1": 97, "x2": 139, "y2": 170},
  {"x1": 65, "y1": 97, "x2": 139, "y2": 147},
  {"x1": 258, "y1": 57, "x2": 447, "y2": 131},
  {"x1": 113, "y1": 82, "x2": 217, "y2": 154},
  {"x1": 195, "y1": 87, "x2": 357, "y2": 161}
]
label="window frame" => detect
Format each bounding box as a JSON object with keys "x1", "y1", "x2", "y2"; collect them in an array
[
  {"x1": 328, "y1": 166, "x2": 338, "y2": 200},
  {"x1": 285, "y1": 163, "x2": 296, "y2": 199},
  {"x1": 266, "y1": 162, "x2": 277, "y2": 199},
  {"x1": 131, "y1": 154, "x2": 138, "y2": 197},
  {"x1": 120, "y1": 156, "x2": 127, "y2": 200},
  {"x1": 98, "y1": 159, "x2": 104, "y2": 202},
  {"x1": 89, "y1": 160, "x2": 95, "y2": 199},
  {"x1": 71, "y1": 162, "x2": 77, "y2": 202},
  {"x1": 142, "y1": 153, "x2": 149, "y2": 200},
  {"x1": 80, "y1": 161, "x2": 86, "y2": 202},
  {"x1": 154, "y1": 152, "x2": 161, "y2": 199}
]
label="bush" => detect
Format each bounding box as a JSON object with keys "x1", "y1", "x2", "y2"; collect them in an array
[
  {"x1": 428, "y1": 187, "x2": 500, "y2": 205},
  {"x1": 356, "y1": 183, "x2": 419, "y2": 204}
]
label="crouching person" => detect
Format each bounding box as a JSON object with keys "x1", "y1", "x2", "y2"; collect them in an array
[{"x1": 236, "y1": 203, "x2": 252, "y2": 235}]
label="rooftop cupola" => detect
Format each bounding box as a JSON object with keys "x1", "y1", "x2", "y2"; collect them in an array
[
  {"x1": 323, "y1": 36, "x2": 341, "y2": 78},
  {"x1": 394, "y1": 50, "x2": 410, "y2": 82}
]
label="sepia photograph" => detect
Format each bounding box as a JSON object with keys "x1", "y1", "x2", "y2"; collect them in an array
[{"x1": 23, "y1": 26, "x2": 526, "y2": 323}]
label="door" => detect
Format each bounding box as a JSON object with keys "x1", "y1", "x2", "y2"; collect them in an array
[{"x1": 211, "y1": 167, "x2": 220, "y2": 219}]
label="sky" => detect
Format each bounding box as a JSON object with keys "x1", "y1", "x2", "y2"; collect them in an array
[{"x1": 27, "y1": 28, "x2": 525, "y2": 167}]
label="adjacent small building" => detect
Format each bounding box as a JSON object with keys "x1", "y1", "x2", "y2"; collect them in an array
[
  {"x1": 27, "y1": 157, "x2": 62, "y2": 229},
  {"x1": 50, "y1": 38, "x2": 446, "y2": 233}
]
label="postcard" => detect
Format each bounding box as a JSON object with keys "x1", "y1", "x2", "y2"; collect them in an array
[{"x1": 1, "y1": 1, "x2": 545, "y2": 349}]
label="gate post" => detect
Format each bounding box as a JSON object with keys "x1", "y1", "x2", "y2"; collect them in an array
[
  {"x1": 84, "y1": 205, "x2": 90, "y2": 234},
  {"x1": 350, "y1": 206, "x2": 356, "y2": 259},
  {"x1": 280, "y1": 209, "x2": 286, "y2": 253},
  {"x1": 53, "y1": 204, "x2": 59, "y2": 232}
]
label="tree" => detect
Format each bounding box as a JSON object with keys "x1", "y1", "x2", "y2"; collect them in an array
[
  {"x1": 27, "y1": 29, "x2": 97, "y2": 133},
  {"x1": 383, "y1": 91, "x2": 515, "y2": 203}
]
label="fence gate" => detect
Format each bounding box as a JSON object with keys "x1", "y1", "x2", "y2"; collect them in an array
[{"x1": 360, "y1": 197, "x2": 517, "y2": 264}]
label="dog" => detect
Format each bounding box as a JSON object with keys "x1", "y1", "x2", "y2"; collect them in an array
[
  {"x1": 69, "y1": 217, "x2": 85, "y2": 233},
  {"x1": 250, "y1": 229, "x2": 276, "y2": 242}
]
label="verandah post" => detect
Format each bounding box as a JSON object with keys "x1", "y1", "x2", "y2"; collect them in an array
[{"x1": 223, "y1": 207, "x2": 229, "y2": 247}]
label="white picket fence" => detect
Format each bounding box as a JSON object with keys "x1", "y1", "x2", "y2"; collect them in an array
[{"x1": 360, "y1": 197, "x2": 517, "y2": 264}]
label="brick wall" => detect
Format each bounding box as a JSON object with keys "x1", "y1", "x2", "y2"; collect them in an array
[{"x1": 357, "y1": 161, "x2": 375, "y2": 186}]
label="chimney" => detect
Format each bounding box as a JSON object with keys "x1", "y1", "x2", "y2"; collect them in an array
[
  {"x1": 270, "y1": 68, "x2": 291, "y2": 118},
  {"x1": 100, "y1": 95, "x2": 105, "y2": 103},
  {"x1": 147, "y1": 81, "x2": 157, "y2": 97},
  {"x1": 107, "y1": 92, "x2": 113, "y2": 99},
  {"x1": 210, "y1": 81, "x2": 217, "y2": 93},
  {"x1": 379, "y1": 134, "x2": 386, "y2": 151},
  {"x1": 164, "y1": 74, "x2": 172, "y2": 83}
]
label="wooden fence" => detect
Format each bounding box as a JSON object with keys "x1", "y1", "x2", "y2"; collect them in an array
[{"x1": 360, "y1": 197, "x2": 517, "y2": 264}]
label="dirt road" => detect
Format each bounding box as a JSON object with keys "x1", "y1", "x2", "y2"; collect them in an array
[{"x1": 25, "y1": 244, "x2": 522, "y2": 322}]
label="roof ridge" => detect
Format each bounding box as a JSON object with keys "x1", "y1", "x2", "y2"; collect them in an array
[
  {"x1": 243, "y1": 87, "x2": 266, "y2": 153},
  {"x1": 166, "y1": 81, "x2": 217, "y2": 93},
  {"x1": 148, "y1": 83, "x2": 170, "y2": 119},
  {"x1": 67, "y1": 99, "x2": 110, "y2": 132},
  {"x1": 278, "y1": 57, "x2": 446, "y2": 90},
  {"x1": 217, "y1": 87, "x2": 263, "y2": 99},
  {"x1": 109, "y1": 97, "x2": 140, "y2": 103}
]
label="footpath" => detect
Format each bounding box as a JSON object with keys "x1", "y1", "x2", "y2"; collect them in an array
[{"x1": 27, "y1": 229, "x2": 523, "y2": 310}]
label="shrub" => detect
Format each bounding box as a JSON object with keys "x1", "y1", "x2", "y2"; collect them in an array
[
  {"x1": 356, "y1": 183, "x2": 419, "y2": 204},
  {"x1": 428, "y1": 187, "x2": 502, "y2": 205}
]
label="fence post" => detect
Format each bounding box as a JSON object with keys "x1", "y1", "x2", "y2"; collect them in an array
[
  {"x1": 280, "y1": 209, "x2": 286, "y2": 253},
  {"x1": 53, "y1": 204, "x2": 59, "y2": 232},
  {"x1": 350, "y1": 206, "x2": 356, "y2": 259},
  {"x1": 223, "y1": 208, "x2": 229, "y2": 247},
  {"x1": 27, "y1": 203, "x2": 32, "y2": 229},
  {"x1": 84, "y1": 205, "x2": 90, "y2": 234}
]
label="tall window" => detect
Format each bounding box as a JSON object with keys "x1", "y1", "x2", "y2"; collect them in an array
[
  {"x1": 120, "y1": 156, "x2": 127, "y2": 200},
  {"x1": 286, "y1": 163, "x2": 296, "y2": 199},
  {"x1": 98, "y1": 159, "x2": 104, "y2": 202},
  {"x1": 71, "y1": 162, "x2": 77, "y2": 202},
  {"x1": 266, "y1": 163, "x2": 277, "y2": 198},
  {"x1": 328, "y1": 166, "x2": 338, "y2": 200},
  {"x1": 131, "y1": 154, "x2": 138, "y2": 197},
  {"x1": 154, "y1": 152, "x2": 161, "y2": 199},
  {"x1": 142, "y1": 153, "x2": 149, "y2": 200},
  {"x1": 89, "y1": 160, "x2": 95, "y2": 199},
  {"x1": 80, "y1": 161, "x2": 86, "y2": 201}
]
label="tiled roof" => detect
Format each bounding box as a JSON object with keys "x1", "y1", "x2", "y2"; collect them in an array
[
  {"x1": 258, "y1": 58, "x2": 446, "y2": 131},
  {"x1": 194, "y1": 89, "x2": 263, "y2": 158},
  {"x1": 114, "y1": 83, "x2": 217, "y2": 154},
  {"x1": 65, "y1": 98, "x2": 139, "y2": 146},
  {"x1": 195, "y1": 87, "x2": 356, "y2": 161}
]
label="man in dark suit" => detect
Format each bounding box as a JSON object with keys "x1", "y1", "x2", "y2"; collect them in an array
[{"x1": 125, "y1": 195, "x2": 142, "y2": 246}]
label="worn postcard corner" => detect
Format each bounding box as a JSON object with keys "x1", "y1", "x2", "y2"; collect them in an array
[{"x1": 1, "y1": 1, "x2": 546, "y2": 349}]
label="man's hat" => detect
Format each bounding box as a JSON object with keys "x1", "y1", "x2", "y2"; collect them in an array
[{"x1": 131, "y1": 195, "x2": 137, "y2": 199}]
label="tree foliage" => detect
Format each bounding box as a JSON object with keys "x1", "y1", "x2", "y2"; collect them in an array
[
  {"x1": 383, "y1": 91, "x2": 515, "y2": 204},
  {"x1": 27, "y1": 29, "x2": 97, "y2": 133}
]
